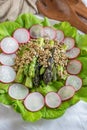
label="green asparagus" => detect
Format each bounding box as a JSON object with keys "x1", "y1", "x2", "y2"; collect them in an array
[
  {"x1": 25, "y1": 77, "x2": 33, "y2": 88},
  {"x1": 15, "y1": 67, "x2": 24, "y2": 83},
  {"x1": 28, "y1": 57, "x2": 37, "y2": 78},
  {"x1": 40, "y1": 66, "x2": 45, "y2": 75}
]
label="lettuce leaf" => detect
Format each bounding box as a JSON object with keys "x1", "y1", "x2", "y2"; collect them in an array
[
  {"x1": 76, "y1": 87, "x2": 87, "y2": 102},
  {"x1": 77, "y1": 57, "x2": 87, "y2": 79},
  {"x1": 15, "y1": 13, "x2": 42, "y2": 29},
  {"x1": 76, "y1": 34, "x2": 87, "y2": 51},
  {"x1": 54, "y1": 22, "x2": 77, "y2": 38},
  {"x1": 0, "y1": 83, "x2": 10, "y2": 93},
  {"x1": 15, "y1": 13, "x2": 51, "y2": 28},
  {"x1": 0, "y1": 83, "x2": 13, "y2": 105},
  {"x1": 12, "y1": 100, "x2": 42, "y2": 122},
  {"x1": 0, "y1": 13, "x2": 87, "y2": 122},
  {"x1": 0, "y1": 94, "x2": 13, "y2": 105},
  {"x1": 0, "y1": 21, "x2": 21, "y2": 40},
  {"x1": 31, "y1": 81, "x2": 63, "y2": 96},
  {"x1": 41, "y1": 95, "x2": 79, "y2": 119},
  {"x1": 41, "y1": 17, "x2": 51, "y2": 26}
]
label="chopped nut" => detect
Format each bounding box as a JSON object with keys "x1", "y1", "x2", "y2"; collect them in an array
[{"x1": 14, "y1": 38, "x2": 68, "y2": 78}]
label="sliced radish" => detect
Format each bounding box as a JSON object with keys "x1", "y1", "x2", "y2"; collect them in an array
[
  {"x1": 8, "y1": 83, "x2": 29, "y2": 100},
  {"x1": 63, "y1": 37, "x2": 75, "y2": 51},
  {"x1": 66, "y1": 75, "x2": 82, "y2": 91},
  {"x1": 67, "y1": 60, "x2": 82, "y2": 75},
  {"x1": 45, "y1": 92, "x2": 61, "y2": 108},
  {"x1": 30, "y1": 24, "x2": 43, "y2": 38},
  {"x1": 66, "y1": 47, "x2": 80, "y2": 59},
  {"x1": 58, "y1": 86, "x2": 75, "y2": 101},
  {"x1": 0, "y1": 65, "x2": 16, "y2": 83},
  {"x1": 13, "y1": 28, "x2": 30, "y2": 44},
  {"x1": 43, "y1": 27, "x2": 56, "y2": 40},
  {"x1": 0, "y1": 53, "x2": 16, "y2": 66},
  {"x1": 24, "y1": 92, "x2": 44, "y2": 112},
  {"x1": 55, "y1": 30, "x2": 64, "y2": 43},
  {"x1": 0, "y1": 37, "x2": 19, "y2": 54}
]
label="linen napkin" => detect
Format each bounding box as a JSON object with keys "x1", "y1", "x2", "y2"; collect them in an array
[{"x1": 0, "y1": 0, "x2": 38, "y2": 22}]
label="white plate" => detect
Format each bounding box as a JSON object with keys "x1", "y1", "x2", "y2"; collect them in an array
[{"x1": 0, "y1": 15, "x2": 86, "y2": 130}]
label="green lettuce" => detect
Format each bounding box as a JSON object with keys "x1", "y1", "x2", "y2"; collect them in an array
[
  {"x1": 76, "y1": 34, "x2": 87, "y2": 51},
  {"x1": 15, "y1": 13, "x2": 42, "y2": 29},
  {"x1": 12, "y1": 100, "x2": 42, "y2": 122},
  {"x1": 0, "y1": 21, "x2": 21, "y2": 40},
  {"x1": 0, "y1": 13, "x2": 87, "y2": 122},
  {"x1": 0, "y1": 83, "x2": 13, "y2": 105},
  {"x1": 41, "y1": 17, "x2": 51, "y2": 26},
  {"x1": 54, "y1": 21, "x2": 77, "y2": 38},
  {"x1": 0, "y1": 94, "x2": 13, "y2": 105},
  {"x1": 41, "y1": 95, "x2": 79, "y2": 119},
  {"x1": 31, "y1": 81, "x2": 63, "y2": 96}
]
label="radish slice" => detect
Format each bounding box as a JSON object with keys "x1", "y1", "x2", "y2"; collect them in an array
[
  {"x1": 24, "y1": 92, "x2": 44, "y2": 112},
  {"x1": 8, "y1": 83, "x2": 29, "y2": 100},
  {"x1": 67, "y1": 60, "x2": 82, "y2": 75},
  {"x1": 66, "y1": 47, "x2": 80, "y2": 59},
  {"x1": 0, "y1": 37, "x2": 19, "y2": 54},
  {"x1": 0, "y1": 65, "x2": 16, "y2": 83},
  {"x1": 30, "y1": 24, "x2": 43, "y2": 38},
  {"x1": 58, "y1": 86, "x2": 75, "y2": 101},
  {"x1": 0, "y1": 53, "x2": 16, "y2": 66},
  {"x1": 13, "y1": 28, "x2": 30, "y2": 44},
  {"x1": 63, "y1": 37, "x2": 75, "y2": 51},
  {"x1": 66, "y1": 75, "x2": 82, "y2": 91},
  {"x1": 43, "y1": 27, "x2": 56, "y2": 40},
  {"x1": 55, "y1": 30, "x2": 64, "y2": 43},
  {"x1": 45, "y1": 92, "x2": 61, "y2": 108}
]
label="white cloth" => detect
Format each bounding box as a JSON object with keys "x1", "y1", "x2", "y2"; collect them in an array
[
  {"x1": 0, "y1": 100, "x2": 87, "y2": 130},
  {"x1": 0, "y1": 0, "x2": 38, "y2": 22}
]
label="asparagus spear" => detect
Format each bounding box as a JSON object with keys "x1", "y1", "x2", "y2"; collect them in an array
[
  {"x1": 28, "y1": 57, "x2": 37, "y2": 78},
  {"x1": 37, "y1": 38, "x2": 45, "y2": 47},
  {"x1": 43, "y1": 66, "x2": 53, "y2": 84},
  {"x1": 40, "y1": 66, "x2": 45, "y2": 75},
  {"x1": 52, "y1": 65, "x2": 58, "y2": 81},
  {"x1": 25, "y1": 77, "x2": 33, "y2": 88},
  {"x1": 33, "y1": 62, "x2": 40, "y2": 87},
  {"x1": 43, "y1": 48, "x2": 55, "y2": 84},
  {"x1": 24, "y1": 64, "x2": 29, "y2": 76},
  {"x1": 49, "y1": 40, "x2": 54, "y2": 47},
  {"x1": 43, "y1": 57, "x2": 53, "y2": 84},
  {"x1": 15, "y1": 67, "x2": 24, "y2": 83}
]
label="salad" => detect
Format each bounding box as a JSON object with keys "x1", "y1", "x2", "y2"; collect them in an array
[{"x1": 0, "y1": 13, "x2": 87, "y2": 122}]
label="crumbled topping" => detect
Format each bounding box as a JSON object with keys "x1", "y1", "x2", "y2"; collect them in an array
[{"x1": 14, "y1": 38, "x2": 69, "y2": 79}]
